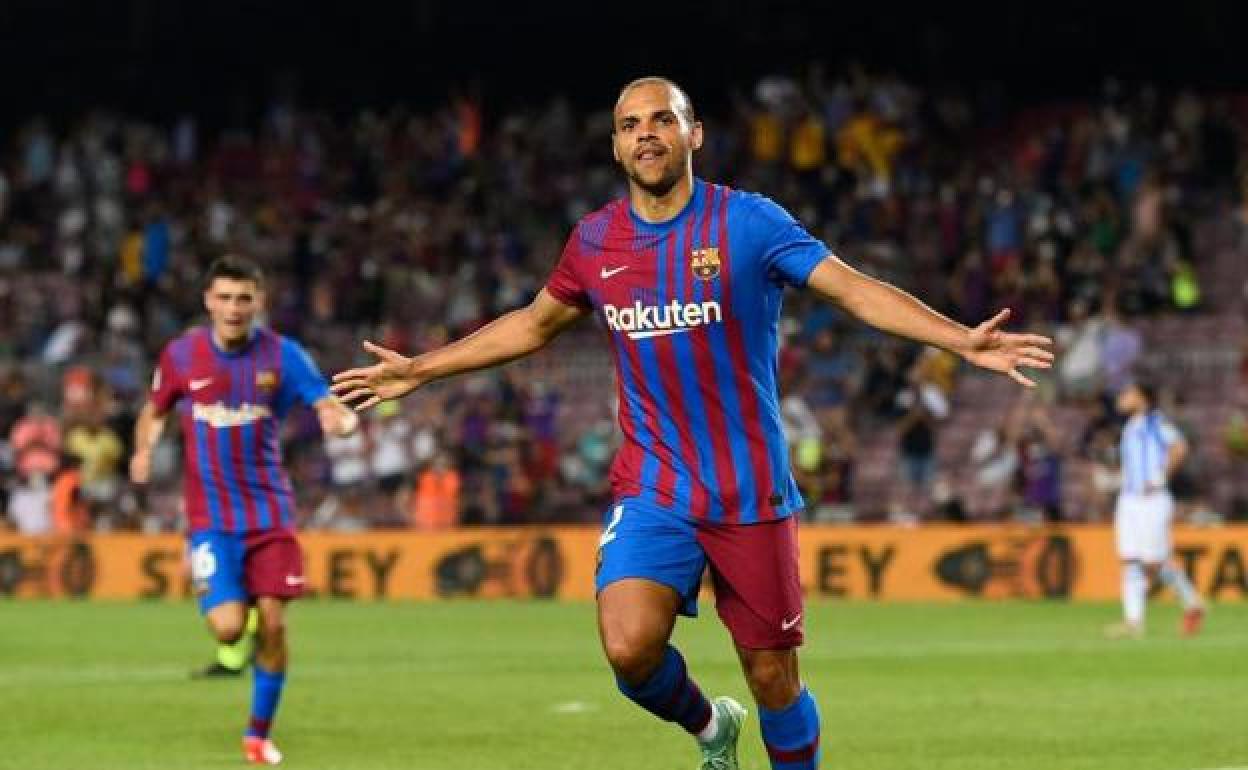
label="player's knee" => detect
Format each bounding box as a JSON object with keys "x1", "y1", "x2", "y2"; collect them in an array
[
  {"x1": 742, "y1": 653, "x2": 800, "y2": 709},
  {"x1": 602, "y1": 632, "x2": 663, "y2": 684},
  {"x1": 210, "y1": 618, "x2": 246, "y2": 645}
]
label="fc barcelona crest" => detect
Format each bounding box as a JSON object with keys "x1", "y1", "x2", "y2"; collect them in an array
[
  {"x1": 256, "y1": 370, "x2": 278, "y2": 389},
  {"x1": 691, "y1": 247, "x2": 720, "y2": 281}
]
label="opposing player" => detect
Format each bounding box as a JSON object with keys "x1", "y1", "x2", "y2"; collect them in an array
[
  {"x1": 332, "y1": 77, "x2": 1053, "y2": 769},
  {"x1": 1106, "y1": 381, "x2": 1205, "y2": 639},
  {"x1": 130, "y1": 256, "x2": 359, "y2": 765}
]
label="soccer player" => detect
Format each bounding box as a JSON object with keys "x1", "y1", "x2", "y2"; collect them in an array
[
  {"x1": 332, "y1": 77, "x2": 1054, "y2": 769},
  {"x1": 130, "y1": 256, "x2": 359, "y2": 765},
  {"x1": 1106, "y1": 381, "x2": 1205, "y2": 639}
]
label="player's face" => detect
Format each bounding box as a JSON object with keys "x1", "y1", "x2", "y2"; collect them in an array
[
  {"x1": 1116, "y1": 385, "x2": 1142, "y2": 416},
  {"x1": 612, "y1": 83, "x2": 703, "y2": 196},
  {"x1": 204, "y1": 277, "x2": 262, "y2": 346}
]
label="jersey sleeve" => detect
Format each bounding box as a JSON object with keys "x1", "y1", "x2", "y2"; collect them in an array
[
  {"x1": 277, "y1": 338, "x2": 332, "y2": 413},
  {"x1": 149, "y1": 345, "x2": 184, "y2": 414},
  {"x1": 544, "y1": 225, "x2": 591, "y2": 309},
  {"x1": 746, "y1": 195, "x2": 830, "y2": 287},
  {"x1": 1157, "y1": 418, "x2": 1184, "y2": 447}
]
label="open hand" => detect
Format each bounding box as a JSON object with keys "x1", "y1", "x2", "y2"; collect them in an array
[
  {"x1": 963, "y1": 308, "x2": 1055, "y2": 387},
  {"x1": 331, "y1": 341, "x2": 421, "y2": 411}
]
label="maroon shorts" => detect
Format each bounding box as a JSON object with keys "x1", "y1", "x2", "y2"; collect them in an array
[
  {"x1": 190, "y1": 529, "x2": 305, "y2": 613},
  {"x1": 698, "y1": 515, "x2": 804, "y2": 650},
  {"x1": 243, "y1": 529, "x2": 306, "y2": 601}
]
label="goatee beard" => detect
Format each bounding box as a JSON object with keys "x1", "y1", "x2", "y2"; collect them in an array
[{"x1": 629, "y1": 163, "x2": 685, "y2": 199}]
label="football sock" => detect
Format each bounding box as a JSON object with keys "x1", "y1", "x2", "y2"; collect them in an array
[
  {"x1": 1123, "y1": 561, "x2": 1147, "y2": 627},
  {"x1": 759, "y1": 686, "x2": 821, "y2": 770},
  {"x1": 1159, "y1": 563, "x2": 1201, "y2": 609},
  {"x1": 616, "y1": 645, "x2": 713, "y2": 736},
  {"x1": 696, "y1": 709, "x2": 720, "y2": 744},
  {"x1": 246, "y1": 663, "x2": 286, "y2": 739}
]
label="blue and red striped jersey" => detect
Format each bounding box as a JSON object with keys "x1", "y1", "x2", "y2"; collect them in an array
[
  {"x1": 150, "y1": 326, "x2": 330, "y2": 533},
  {"x1": 546, "y1": 179, "x2": 828, "y2": 524}
]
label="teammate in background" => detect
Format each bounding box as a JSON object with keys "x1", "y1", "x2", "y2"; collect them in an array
[
  {"x1": 1106, "y1": 381, "x2": 1205, "y2": 639},
  {"x1": 130, "y1": 256, "x2": 359, "y2": 765},
  {"x1": 332, "y1": 77, "x2": 1054, "y2": 769}
]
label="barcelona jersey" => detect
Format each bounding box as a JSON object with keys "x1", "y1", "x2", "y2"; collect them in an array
[
  {"x1": 546, "y1": 179, "x2": 828, "y2": 524},
  {"x1": 150, "y1": 326, "x2": 330, "y2": 533}
]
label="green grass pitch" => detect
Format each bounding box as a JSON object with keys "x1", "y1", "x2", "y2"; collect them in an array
[{"x1": 2, "y1": 601, "x2": 1244, "y2": 770}]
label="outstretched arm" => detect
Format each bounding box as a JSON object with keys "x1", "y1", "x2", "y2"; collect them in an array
[
  {"x1": 333, "y1": 289, "x2": 587, "y2": 410},
  {"x1": 805, "y1": 256, "x2": 1054, "y2": 386},
  {"x1": 129, "y1": 401, "x2": 168, "y2": 484}
]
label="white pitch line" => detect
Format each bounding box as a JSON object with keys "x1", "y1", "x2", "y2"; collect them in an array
[{"x1": 551, "y1": 701, "x2": 597, "y2": 714}]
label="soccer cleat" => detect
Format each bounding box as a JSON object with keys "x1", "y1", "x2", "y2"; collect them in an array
[
  {"x1": 191, "y1": 661, "x2": 245, "y2": 679},
  {"x1": 1181, "y1": 606, "x2": 1205, "y2": 637},
  {"x1": 1103, "y1": 621, "x2": 1144, "y2": 640},
  {"x1": 243, "y1": 736, "x2": 283, "y2": 765},
  {"x1": 698, "y1": 696, "x2": 747, "y2": 770}
]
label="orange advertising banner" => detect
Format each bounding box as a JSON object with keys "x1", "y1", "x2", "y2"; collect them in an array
[{"x1": 0, "y1": 526, "x2": 1244, "y2": 602}]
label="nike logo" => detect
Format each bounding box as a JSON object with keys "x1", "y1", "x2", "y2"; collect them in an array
[
  {"x1": 285, "y1": 575, "x2": 306, "y2": 587},
  {"x1": 600, "y1": 266, "x2": 629, "y2": 280},
  {"x1": 781, "y1": 614, "x2": 802, "y2": 631},
  {"x1": 189, "y1": 378, "x2": 213, "y2": 391}
]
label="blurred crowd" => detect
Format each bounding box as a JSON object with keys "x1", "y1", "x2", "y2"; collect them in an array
[{"x1": 2, "y1": 66, "x2": 1248, "y2": 534}]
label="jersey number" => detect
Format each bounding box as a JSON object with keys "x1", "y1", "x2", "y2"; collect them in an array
[{"x1": 191, "y1": 542, "x2": 218, "y2": 580}]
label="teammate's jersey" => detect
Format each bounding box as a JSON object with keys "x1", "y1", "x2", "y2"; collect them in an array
[
  {"x1": 546, "y1": 179, "x2": 828, "y2": 524},
  {"x1": 1119, "y1": 409, "x2": 1183, "y2": 496},
  {"x1": 150, "y1": 326, "x2": 330, "y2": 533}
]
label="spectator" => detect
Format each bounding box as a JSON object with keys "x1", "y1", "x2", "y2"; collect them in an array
[
  {"x1": 369, "y1": 400, "x2": 413, "y2": 518},
  {"x1": 1224, "y1": 399, "x2": 1248, "y2": 520},
  {"x1": 1055, "y1": 298, "x2": 1103, "y2": 400},
  {"x1": 892, "y1": 363, "x2": 949, "y2": 520},
  {"x1": 968, "y1": 426, "x2": 1019, "y2": 518},
  {"x1": 11, "y1": 401, "x2": 61, "y2": 482},
  {"x1": 50, "y1": 455, "x2": 90, "y2": 534},
  {"x1": 1013, "y1": 399, "x2": 1064, "y2": 523},
  {"x1": 411, "y1": 453, "x2": 461, "y2": 530},
  {"x1": 64, "y1": 403, "x2": 124, "y2": 512},
  {"x1": 9, "y1": 474, "x2": 51, "y2": 534},
  {"x1": 1099, "y1": 302, "x2": 1142, "y2": 396}
]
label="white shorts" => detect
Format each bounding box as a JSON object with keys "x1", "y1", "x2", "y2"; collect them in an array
[{"x1": 1114, "y1": 492, "x2": 1174, "y2": 563}]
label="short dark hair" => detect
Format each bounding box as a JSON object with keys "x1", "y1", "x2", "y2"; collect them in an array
[
  {"x1": 615, "y1": 76, "x2": 696, "y2": 127},
  {"x1": 204, "y1": 255, "x2": 264, "y2": 290},
  {"x1": 1133, "y1": 379, "x2": 1158, "y2": 409}
]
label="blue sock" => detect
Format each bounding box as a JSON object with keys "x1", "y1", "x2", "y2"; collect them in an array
[
  {"x1": 246, "y1": 664, "x2": 286, "y2": 739},
  {"x1": 760, "y1": 686, "x2": 821, "y2": 770},
  {"x1": 616, "y1": 645, "x2": 712, "y2": 735}
]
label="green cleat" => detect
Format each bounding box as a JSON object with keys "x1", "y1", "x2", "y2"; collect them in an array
[{"x1": 698, "y1": 696, "x2": 747, "y2": 770}]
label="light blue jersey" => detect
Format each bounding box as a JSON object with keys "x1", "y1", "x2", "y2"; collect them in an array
[{"x1": 1120, "y1": 410, "x2": 1182, "y2": 496}]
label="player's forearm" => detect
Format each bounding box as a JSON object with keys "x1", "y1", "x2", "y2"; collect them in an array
[
  {"x1": 408, "y1": 305, "x2": 561, "y2": 385},
  {"x1": 836, "y1": 271, "x2": 971, "y2": 356},
  {"x1": 1164, "y1": 443, "x2": 1189, "y2": 484},
  {"x1": 132, "y1": 402, "x2": 167, "y2": 455}
]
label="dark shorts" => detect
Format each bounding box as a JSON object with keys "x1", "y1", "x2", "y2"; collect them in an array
[
  {"x1": 594, "y1": 497, "x2": 804, "y2": 649},
  {"x1": 188, "y1": 529, "x2": 305, "y2": 614}
]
